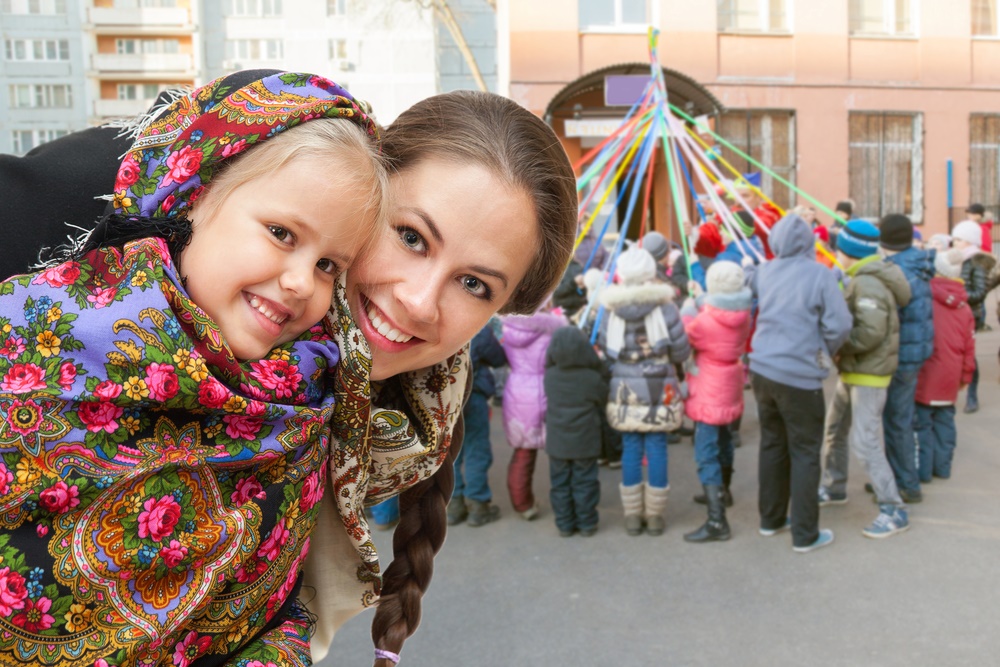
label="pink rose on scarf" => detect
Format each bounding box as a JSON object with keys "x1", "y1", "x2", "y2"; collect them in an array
[
  {"x1": 78, "y1": 401, "x2": 124, "y2": 433},
  {"x1": 58, "y1": 362, "x2": 77, "y2": 391},
  {"x1": 87, "y1": 286, "x2": 118, "y2": 309},
  {"x1": 93, "y1": 380, "x2": 122, "y2": 401},
  {"x1": 39, "y1": 480, "x2": 80, "y2": 514},
  {"x1": 250, "y1": 359, "x2": 302, "y2": 399},
  {"x1": 11, "y1": 596, "x2": 55, "y2": 633},
  {"x1": 0, "y1": 567, "x2": 28, "y2": 616},
  {"x1": 159, "y1": 539, "x2": 188, "y2": 568},
  {"x1": 197, "y1": 376, "x2": 229, "y2": 409},
  {"x1": 258, "y1": 521, "x2": 289, "y2": 562},
  {"x1": 0, "y1": 462, "x2": 13, "y2": 495},
  {"x1": 223, "y1": 413, "x2": 263, "y2": 441},
  {"x1": 138, "y1": 494, "x2": 181, "y2": 542},
  {"x1": 115, "y1": 154, "x2": 141, "y2": 192},
  {"x1": 231, "y1": 476, "x2": 264, "y2": 504},
  {"x1": 161, "y1": 194, "x2": 177, "y2": 213},
  {"x1": 32, "y1": 261, "x2": 81, "y2": 288},
  {"x1": 299, "y1": 471, "x2": 322, "y2": 512},
  {"x1": 162, "y1": 145, "x2": 204, "y2": 189},
  {"x1": 145, "y1": 363, "x2": 179, "y2": 401},
  {"x1": 172, "y1": 630, "x2": 211, "y2": 667},
  {"x1": 2, "y1": 363, "x2": 47, "y2": 393},
  {"x1": 220, "y1": 139, "x2": 247, "y2": 158},
  {"x1": 246, "y1": 661, "x2": 279, "y2": 667}
]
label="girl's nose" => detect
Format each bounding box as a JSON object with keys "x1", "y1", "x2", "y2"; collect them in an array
[{"x1": 279, "y1": 261, "x2": 316, "y2": 300}]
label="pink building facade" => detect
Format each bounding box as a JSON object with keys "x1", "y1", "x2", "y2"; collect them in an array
[{"x1": 505, "y1": 0, "x2": 1000, "y2": 238}]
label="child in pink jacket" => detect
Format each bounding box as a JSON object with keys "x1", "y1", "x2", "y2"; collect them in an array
[
  {"x1": 679, "y1": 261, "x2": 752, "y2": 543},
  {"x1": 915, "y1": 249, "x2": 976, "y2": 481}
]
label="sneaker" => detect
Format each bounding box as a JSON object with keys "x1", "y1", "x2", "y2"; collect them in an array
[
  {"x1": 793, "y1": 529, "x2": 834, "y2": 553},
  {"x1": 607, "y1": 459, "x2": 622, "y2": 469},
  {"x1": 964, "y1": 397, "x2": 979, "y2": 414},
  {"x1": 519, "y1": 503, "x2": 540, "y2": 521},
  {"x1": 466, "y1": 500, "x2": 501, "y2": 527},
  {"x1": 759, "y1": 517, "x2": 791, "y2": 537},
  {"x1": 818, "y1": 487, "x2": 848, "y2": 506},
  {"x1": 862, "y1": 505, "x2": 910, "y2": 539},
  {"x1": 558, "y1": 528, "x2": 576, "y2": 538}
]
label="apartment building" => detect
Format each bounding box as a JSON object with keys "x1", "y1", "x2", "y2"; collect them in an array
[
  {"x1": 2, "y1": 0, "x2": 496, "y2": 154},
  {"x1": 506, "y1": 0, "x2": 1000, "y2": 236}
]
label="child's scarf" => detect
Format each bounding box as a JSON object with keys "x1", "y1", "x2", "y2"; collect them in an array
[{"x1": 0, "y1": 237, "x2": 337, "y2": 666}]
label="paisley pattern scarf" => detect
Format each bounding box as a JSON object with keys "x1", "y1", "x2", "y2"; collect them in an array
[{"x1": 0, "y1": 237, "x2": 336, "y2": 666}]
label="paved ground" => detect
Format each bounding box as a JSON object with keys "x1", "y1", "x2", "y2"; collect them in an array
[{"x1": 323, "y1": 327, "x2": 1000, "y2": 667}]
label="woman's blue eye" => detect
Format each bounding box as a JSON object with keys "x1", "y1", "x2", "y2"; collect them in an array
[
  {"x1": 463, "y1": 275, "x2": 490, "y2": 300},
  {"x1": 400, "y1": 227, "x2": 423, "y2": 249}
]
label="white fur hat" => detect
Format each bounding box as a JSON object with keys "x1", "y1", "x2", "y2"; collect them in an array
[
  {"x1": 583, "y1": 268, "x2": 604, "y2": 293},
  {"x1": 934, "y1": 248, "x2": 965, "y2": 279},
  {"x1": 615, "y1": 246, "x2": 656, "y2": 285},
  {"x1": 706, "y1": 260, "x2": 745, "y2": 294},
  {"x1": 951, "y1": 220, "x2": 983, "y2": 248}
]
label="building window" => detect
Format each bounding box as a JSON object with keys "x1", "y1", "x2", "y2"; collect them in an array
[
  {"x1": 850, "y1": 0, "x2": 915, "y2": 36},
  {"x1": 9, "y1": 83, "x2": 72, "y2": 108},
  {"x1": 970, "y1": 114, "x2": 1000, "y2": 211},
  {"x1": 225, "y1": 39, "x2": 283, "y2": 61},
  {"x1": 117, "y1": 83, "x2": 166, "y2": 100},
  {"x1": 1, "y1": 0, "x2": 66, "y2": 13},
  {"x1": 848, "y1": 112, "x2": 923, "y2": 222},
  {"x1": 327, "y1": 0, "x2": 346, "y2": 15},
  {"x1": 225, "y1": 0, "x2": 282, "y2": 16},
  {"x1": 579, "y1": 0, "x2": 651, "y2": 30},
  {"x1": 718, "y1": 0, "x2": 789, "y2": 32},
  {"x1": 115, "y1": 38, "x2": 180, "y2": 54},
  {"x1": 4, "y1": 38, "x2": 70, "y2": 61},
  {"x1": 11, "y1": 128, "x2": 68, "y2": 154},
  {"x1": 716, "y1": 110, "x2": 796, "y2": 210},
  {"x1": 973, "y1": 0, "x2": 998, "y2": 35},
  {"x1": 330, "y1": 38, "x2": 348, "y2": 60}
]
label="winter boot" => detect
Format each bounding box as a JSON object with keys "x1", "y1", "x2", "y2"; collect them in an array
[
  {"x1": 446, "y1": 495, "x2": 468, "y2": 526},
  {"x1": 644, "y1": 484, "x2": 670, "y2": 536},
  {"x1": 684, "y1": 484, "x2": 732, "y2": 543},
  {"x1": 620, "y1": 482, "x2": 645, "y2": 536},
  {"x1": 465, "y1": 499, "x2": 500, "y2": 527},
  {"x1": 694, "y1": 467, "x2": 733, "y2": 507}
]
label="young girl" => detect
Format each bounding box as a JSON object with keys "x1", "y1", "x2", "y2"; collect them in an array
[
  {"x1": 599, "y1": 246, "x2": 690, "y2": 537},
  {"x1": 0, "y1": 70, "x2": 385, "y2": 666},
  {"x1": 501, "y1": 307, "x2": 567, "y2": 520},
  {"x1": 679, "y1": 261, "x2": 752, "y2": 543}
]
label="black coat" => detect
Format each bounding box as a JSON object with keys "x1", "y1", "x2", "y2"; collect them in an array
[
  {"x1": 469, "y1": 324, "x2": 507, "y2": 397},
  {"x1": 551, "y1": 259, "x2": 587, "y2": 315},
  {"x1": 543, "y1": 326, "x2": 608, "y2": 460}
]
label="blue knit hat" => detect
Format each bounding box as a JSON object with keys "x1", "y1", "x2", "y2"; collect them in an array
[{"x1": 838, "y1": 219, "x2": 881, "y2": 259}]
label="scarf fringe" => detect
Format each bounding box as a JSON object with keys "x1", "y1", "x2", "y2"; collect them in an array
[{"x1": 104, "y1": 86, "x2": 192, "y2": 154}]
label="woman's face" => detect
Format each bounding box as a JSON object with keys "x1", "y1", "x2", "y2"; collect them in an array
[{"x1": 346, "y1": 157, "x2": 538, "y2": 381}]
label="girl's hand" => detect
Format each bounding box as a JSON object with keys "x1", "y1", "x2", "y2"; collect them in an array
[{"x1": 687, "y1": 281, "x2": 704, "y2": 298}]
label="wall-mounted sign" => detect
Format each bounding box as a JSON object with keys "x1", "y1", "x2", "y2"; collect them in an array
[{"x1": 564, "y1": 117, "x2": 627, "y2": 137}]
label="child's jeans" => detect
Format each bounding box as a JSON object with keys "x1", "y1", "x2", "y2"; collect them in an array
[
  {"x1": 454, "y1": 392, "x2": 494, "y2": 503},
  {"x1": 915, "y1": 403, "x2": 957, "y2": 481},
  {"x1": 821, "y1": 380, "x2": 903, "y2": 507},
  {"x1": 548, "y1": 456, "x2": 600, "y2": 532},
  {"x1": 693, "y1": 421, "x2": 735, "y2": 486},
  {"x1": 621, "y1": 431, "x2": 668, "y2": 488}
]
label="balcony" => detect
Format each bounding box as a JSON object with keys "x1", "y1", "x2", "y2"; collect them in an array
[
  {"x1": 91, "y1": 52, "x2": 194, "y2": 76},
  {"x1": 94, "y1": 98, "x2": 161, "y2": 118},
  {"x1": 88, "y1": 7, "x2": 194, "y2": 34}
]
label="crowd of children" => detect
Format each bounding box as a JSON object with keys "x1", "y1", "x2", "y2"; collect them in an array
[{"x1": 446, "y1": 201, "x2": 997, "y2": 553}]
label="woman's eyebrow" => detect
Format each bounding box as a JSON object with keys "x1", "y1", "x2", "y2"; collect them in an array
[
  {"x1": 407, "y1": 208, "x2": 443, "y2": 243},
  {"x1": 470, "y1": 264, "x2": 509, "y2": 289}
]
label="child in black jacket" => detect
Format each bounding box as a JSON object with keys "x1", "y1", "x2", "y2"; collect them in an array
[{"x1": 543, "y1": 325, "x2": 609, "y2": 536}]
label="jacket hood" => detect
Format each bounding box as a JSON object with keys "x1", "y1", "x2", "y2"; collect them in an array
[
  {"x1": 931, "y1": 276, "x2": 968, "y2": 310},
  {"x1": 888, "y1": 246, "x2": 936, "y2": 282},
  {"x1": 705, "y1": 288, "x2": 752, "y2": 312},
  {"x1": 601, "y1": 282, "x2": 675, "y2": 311},
  {"x1": 769, "y1": 214, "x2": 815, "y2": 259},
  {"x1": 546, "y1": 326, "x2": 601, "y2": 370},
  {"x1": 854, "y1": 258, "x2": 911, "y2": 305},
  {"x1": 501, "y1": 311, "x2": 566, "y2": 347}
]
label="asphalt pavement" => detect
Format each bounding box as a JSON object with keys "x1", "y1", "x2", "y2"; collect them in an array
[{"x1": 323, "y1": 326, "x2": 1000, "y2": 667}]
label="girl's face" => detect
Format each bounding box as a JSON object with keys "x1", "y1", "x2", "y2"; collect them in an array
[
  {"x1": 952, "y1": 238, "x2": 972, "y2": 251},
  {"x1": 182, "y1": 155, "x2": 375, "y2": 360},
  {"x1": 347, "y1": 157, "x2": 537, "y2": 381}
]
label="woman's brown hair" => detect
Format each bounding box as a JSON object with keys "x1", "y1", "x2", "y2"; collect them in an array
[{"x1": 370, "y1": 90, "x2": 577, "y2": 665}]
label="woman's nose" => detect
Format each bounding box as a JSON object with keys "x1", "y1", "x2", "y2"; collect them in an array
[{"x1": 396, "y1": 274, "x2": 443, "y2": 325}]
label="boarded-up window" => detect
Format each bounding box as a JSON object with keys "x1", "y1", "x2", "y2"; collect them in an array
[
  {"x1": 973, "y1": 0, "x2": 997, "y2": 35},
  {"x1": 717, "y1": 0, "x2": 787, "y2": 32},
  {"x1": 717, "y1": 110, "x2": 796, "y2": 210},
  {"x1": 848, "y1": 112, "x2": 923, "y2": 222},
  {"x1": 970, "y1": 114, "x2": 1000, "y2": 207}
]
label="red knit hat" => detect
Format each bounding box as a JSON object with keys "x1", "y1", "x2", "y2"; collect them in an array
[{"x1": 694, "y1": 222, "x2": 724, "y2": 258}]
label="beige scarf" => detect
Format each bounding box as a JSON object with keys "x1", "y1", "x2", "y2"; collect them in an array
[{"x1": 304, "y1": 277, "x2": 470, "y2": 660}]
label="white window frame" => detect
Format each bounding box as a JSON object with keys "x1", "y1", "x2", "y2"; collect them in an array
[
  {"x1": 579, "y1": 0, "x2": 656, "y2": 34},
  {"x1": 9, "y1": 83, "x2": 73, "y2": 108},
  {"x1": 850, "y1": 0, "x2": 918, "y2": 37},
  {"x1": 1, "y1": 0, "x2": 66, "y2": 13},
  {"x1": 225, "y1": 38, "x2": 283, "y2": 62},
  {"x1": 225, "y1": 0, "x2": 282, "y2": 17},
  {"x1": 718, "y1": 0, "x2": 792, "y2": 33},
  {"x1": 116, "y1": 38, "x2": 180, "y2": 55},
  {"x1": 4, "y1": 38, "x2": 69, "y2": 61},
  {"x1": 327, "y1": 0, "x2": 346, "y2": 16},
  {"x1": 11, "y1": 128, "x2": 69, "y2": 154}
]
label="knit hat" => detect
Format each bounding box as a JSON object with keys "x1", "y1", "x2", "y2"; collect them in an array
[
  {"x1": 693, "y1": 222, "x2": 724, "y2": 258},
  {"x1": 706, "y1": 260, "x2": 745, "y2": 294},
  {"x1": 966, "y1": 203, "x2": 985, "y2": 216},
  {"x1": 837, "y1": 219, "x2": 881, "y2": 259},
  {"x1": 641, "y1": 231, "x2": 669, "y2": 261},
  {"x1": 615, "y1": 246, "x2": 656, "y2": 285},
  {"x1": 935, "y1": 248, "x2": 965, "y2": 279},
  {"x1": 951, "y1": 220, "x2": 983, "y2": 248},
  {"x1": 879, "y1": 213, "x2": 914, "y2": 251},
  {"x1": 583, "y1": 268, "x2": 604, "y2": 293},
  {"x1": 928, "y1": 233, "x2": 951, "y2": 251}
]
